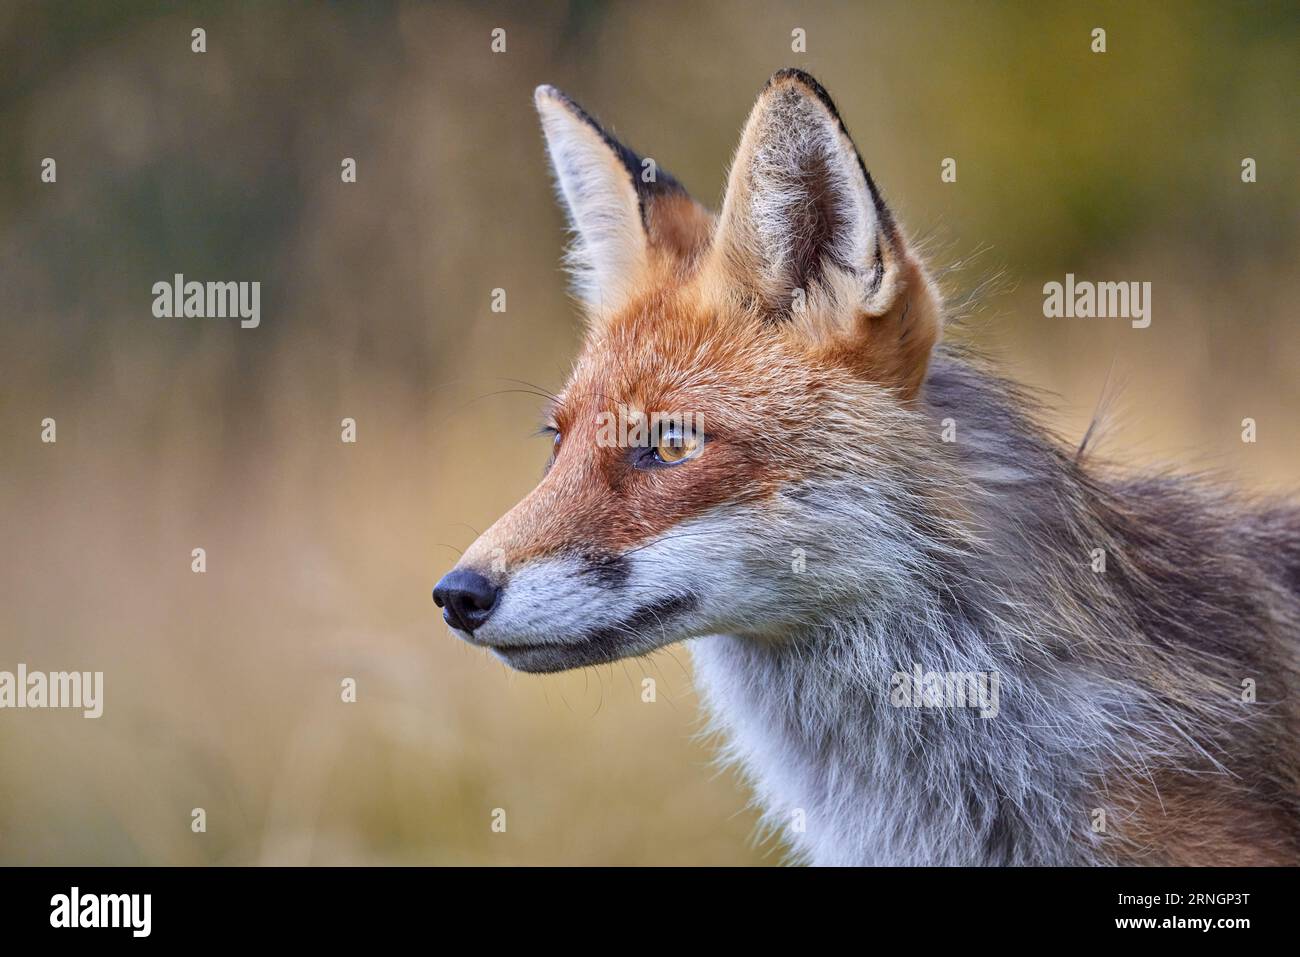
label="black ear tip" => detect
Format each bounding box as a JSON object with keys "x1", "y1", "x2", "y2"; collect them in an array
[
  {"x1": 534, "y1": 84, "x2": 573, "y2": 111},
  {"x1": 769, "y1": 67, "x2": 821, "y2": 88},
  {"x1": 765, "y1": 68, "x2": 841, "y2": 119},
  {"x1": 534, "y1": 84, "x2": 605, "y2": 137}
]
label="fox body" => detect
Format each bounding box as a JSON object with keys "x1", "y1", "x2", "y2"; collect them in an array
[{"x1": 435, "y1": 71, "x2": 1300, "y2": 865}]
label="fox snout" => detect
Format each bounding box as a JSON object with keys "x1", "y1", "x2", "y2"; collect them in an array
[
  {"x1": 432, "y1": 568, "x2": 501, "y2": 634},
  {"x1": 433, "y1": 545, "x2": 707, "y2": 674}
]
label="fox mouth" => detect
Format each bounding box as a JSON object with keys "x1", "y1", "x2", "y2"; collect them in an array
[{"x1": 487, "y1": 592, "x2": 698, "y2": 673}]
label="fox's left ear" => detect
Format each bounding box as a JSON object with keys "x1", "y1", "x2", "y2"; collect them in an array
[
  {"x1": 535, "y1": 86, "x2": 712, "y2": 318},
  {"x1": 711, "y1": 70, "x2": 942, "y2": 398}
]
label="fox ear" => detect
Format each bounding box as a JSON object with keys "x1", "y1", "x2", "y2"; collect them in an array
[
  {"x1": 712, "y1": 70, "x2": 941, "y2": 397},
  {"x1": 535, "y1": 86, "x2": 710, "y2": 317}
]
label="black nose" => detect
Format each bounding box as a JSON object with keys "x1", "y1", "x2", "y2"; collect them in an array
[{"x1": 433, "y1": 568, "x2": 501, "y2": 633}]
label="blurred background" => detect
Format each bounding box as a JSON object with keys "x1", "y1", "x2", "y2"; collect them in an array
[{"x1": 0, "y1": 0, "x2": 1296, "y2": 864}]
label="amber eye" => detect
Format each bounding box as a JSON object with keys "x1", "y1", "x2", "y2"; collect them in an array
[{"x1": 653, "y1": 425, "x2": 704, "y2": 465}]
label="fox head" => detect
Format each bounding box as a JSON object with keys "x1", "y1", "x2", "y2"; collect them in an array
[{"x1": 435, "y1": 69, "x2": 946, "y2": 673}]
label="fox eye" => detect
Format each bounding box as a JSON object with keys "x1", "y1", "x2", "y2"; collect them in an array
[
  {"x1": 539, "y1": 426, "x2": 562, "y2": 472},
  {"x1": 652, "y1": 425, "x2": 704, "y2": 466}
]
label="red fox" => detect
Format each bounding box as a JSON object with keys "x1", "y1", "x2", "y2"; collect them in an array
[{"x1": 435, "y1": 70, "x2": 1300, "y2": 866}]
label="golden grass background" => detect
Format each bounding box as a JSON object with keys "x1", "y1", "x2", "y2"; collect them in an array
[{"x1": 1, "y1": 0, "x2": 1296, "y2": 864}]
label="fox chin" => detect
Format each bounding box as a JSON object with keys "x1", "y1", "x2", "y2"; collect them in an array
[{"x1": 434, "y1": 70, "x2": 1300, "y2": 867}]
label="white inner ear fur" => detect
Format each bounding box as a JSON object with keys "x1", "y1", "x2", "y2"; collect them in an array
[
  {"x1": 535, "y1": 86, "x2": 649, "y2": 315},
  {"x1": 720, "y1": 85, "x2": 881, "y2": 310}
]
